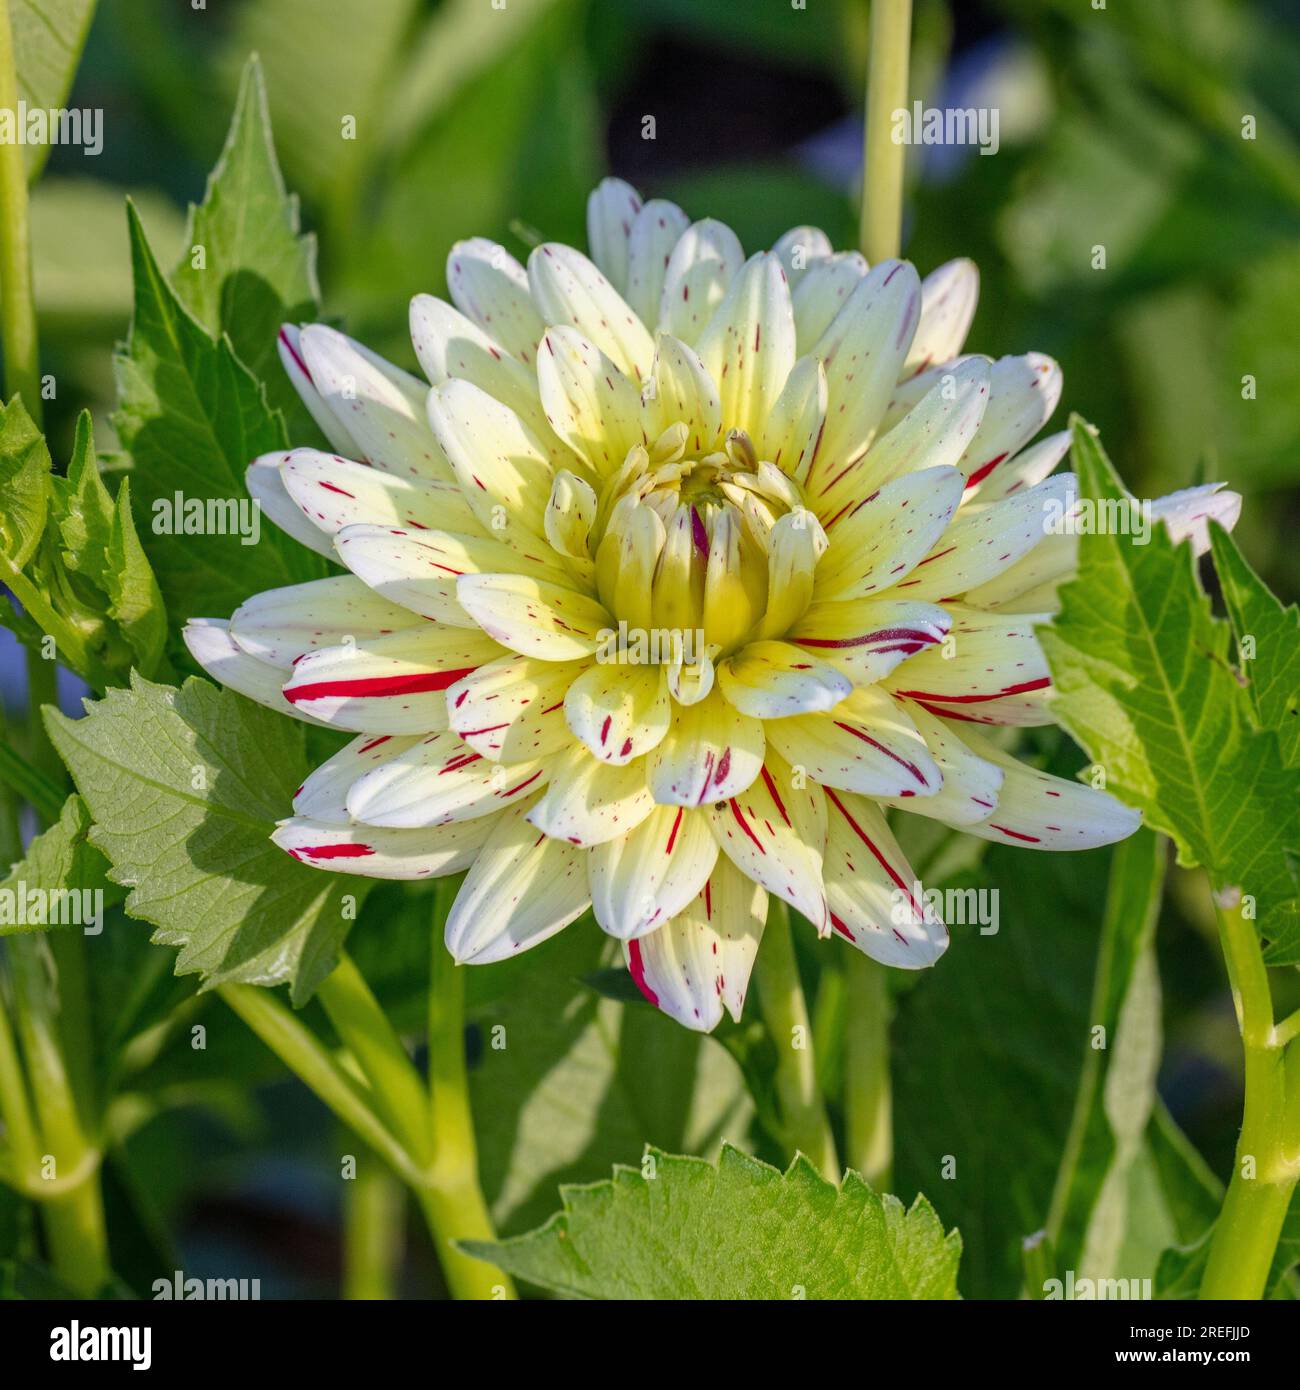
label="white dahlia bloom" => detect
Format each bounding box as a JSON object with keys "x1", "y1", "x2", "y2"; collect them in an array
[{"x1": 185, "y1": 178, "x2": 1239, "y2": 1033}]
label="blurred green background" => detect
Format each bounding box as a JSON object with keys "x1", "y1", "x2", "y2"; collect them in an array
[{"x1": 13, "y1": 0, "x2": 1300, "y2": 1297}]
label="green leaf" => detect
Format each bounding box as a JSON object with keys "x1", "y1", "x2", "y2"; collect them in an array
[
  {"x1": 172, "y1": 55, "x2": 321, "y2": 422},
  {"x1": 0, "y1": 795, "x2": 118, "y2": 937},
  {"x1": 0, "y1": 402, "x2": 167, "y2": 685},
  {"x1": 112, "y1": 203, "x2": 325, "y2": 628},
  {"x1": 11, "y1": 0, "x2": 97, "y2": 178},
  {"x1": 1039, "y1": 417, "x2": 1300, "y2": 963},
  {"x1": 1157, "y1": 1192, "x2": 1300, "y2": 1300},
  {"x1": 1043, "y1": 828, "x2": 1170, "y2": 1284},
  {"x1": 1210, "y1": 524, "x2": 1300, "y2": 769},
  {"x1": 463, "y1": 1145, "x2": 962, "y2": 1300},
  {"x1": 467, "y1": 919, "x2": 753, "y2": 1237},
  {"x1": 45, "y1": 672, "x2": 366, "y2": 1003},
  {"x1": 0, "y1": 390, "x2": 49, "y2": 568}
]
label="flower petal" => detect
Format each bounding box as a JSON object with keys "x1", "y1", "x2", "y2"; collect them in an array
[
  {"x1": 292, "y1": 733, "x2": 423, "y2": 824},
  {"x1": 446, "y1": 237, "x2": 546, "y2": 367},
  {"x1": 876, "y1": 698, "x2": 1004, "y2": 826},
  {"x1": 886, "y1": 604, "x2": 1053, "y2": 725},
  {"x1": 952, "y1": 725, "x2": 1142, "y2": 849},
  {"x1": 590, "y1": 805, "x2": 719, "y2": 939},
  {"x1": 297, "y1": 324, "x2": 451, "y2": 482},
  {"x1": 449, "y1": 654, "x2": 589, "y2": 762},
  {"x1": 455, "y1": 573, "x2": 611, "y2": 660},
  {"x1": 659, "y1": 218, "x2": 745, "y2": 343},
  {"x1": 896, "y1": 474, "x2": 1076, "y2": 601},
  {"x1": 765, "y1": 684, "x2": 941, "y2": 799},
  {"x1": 526, "y1": 742, "x2": 656, "y2": 846},
  {"x1": 625, "y1": 855, "x2": 767, "y2": 1031},
  {"x1": 625, "y1": 199, "x2": 691, "y2": 326},
  {"x1": 586, "y1": 177, "x2": 644, "y2": 295},
  {"x1": 648, "y1": 688, "x2": 766, "y2": 806},
  {"x1": 334, "y1": 524, "x2": 550, "y2": 626},
  {"x1": 246, "y1": 452, "x2": 340, "y2": 558},
  {"x1": 955, "y1": 352, "x2": 1063, "y2": 490},
  {"x1": 756, "y1": 355, "x2": 827, "y2": 483},
  {"x1": 277, "y1": 324, "x2": 358, "y2": 455},
  {"x1": 425, "y1": 378, "x2": 556, "y2": 553},
  {"x1": 565, "y1": 660, "x2": 671, "y2": 764},
  {"x1": 646, "y1": 333, "x2": 723, "y2": 454},
  {"x1": 410, "y1": 294, "x2": 566, "y2": 464},
  {"x1": 346, "y1": 729, "x2": 547, "y2": 828},
  {"x1": 274, "y1": 815, "x2": 490, "y2": 879},
  {"x1": 695, "y1": 252, "x2": 797, "y2": 440},
  {"x1": 822, "y1": 788, "x2": 948, "y2": 966},
  {"x1": 771, "y1": 225, "x2": 833, "y2": 286},
  {"x1": 528, "y1": 242, "x2": 655, "y2": 381},
  {"x1": 536, "y1": 325, "x2": 647, "y2": 474},
  {"x1": 705, "y1": 752, "x2": 828, "y2": 931},
  {"x1": 789, "y1": 597, "x2": 951, "y2": 684},
  {"x1": 791, "y1": 250, "x2": 868, "y2": 353},
  {"x1": 717, "y1": 640, "x2": 853, "y2": 719},
  {"x1": 815, "y1": 465, "x2": 965, "y2": 601},
  {"x1": 183, "y1": 618, "x2": 329, "y2": 725},
  {"x1": 805, "y1": 260, "x2": 922, "y2": 491},
  {"x1": 904, "y1": 258, "x2": 978, "y2": 375},
  {"x1": 444, "y1": 796, "x2": 591, "y2": 963},
  {"x1": 282, "y1": 628, "x2": 500, "y2": 732},
  {"x1": 1151, "y1": 483, "x2": 1243, "y2": 555},
  {"x1": 965, "y1": 429, "x2": 1069, "y2": 503},
  {"x1": 279, "y1": 448, "x2": 480, "y2": 540},
  {"x1": 229, "y1": 574, "x2": 426, "y2": 667}
]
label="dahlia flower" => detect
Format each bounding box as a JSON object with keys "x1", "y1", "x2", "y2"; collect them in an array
[{"x1": 184, "y1": 178, "x2": 1239, "y2": 1033}]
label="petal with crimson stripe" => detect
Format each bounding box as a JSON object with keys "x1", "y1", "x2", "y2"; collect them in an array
[
  {"x1": 449, "y1": 654, "x2": 590, "y2": 762},
  {"x1": 589, "y1": 805, "x2": 718, "y2": 940},
  {"x1": 273, "y1": 815, "x2": 491, "y2": 879}
]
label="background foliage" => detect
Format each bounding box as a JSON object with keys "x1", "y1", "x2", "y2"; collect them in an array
[{"x1": 3, "y1": 0, "x2": 1299, "y2": 1298}]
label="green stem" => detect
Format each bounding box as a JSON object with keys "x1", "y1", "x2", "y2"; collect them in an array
[
  {"x1": 8, "y1": 936, "x2": 107, "y2": 1294},
  {"x1": 426, "y1": 908, "x2": 515, "y2": 1301},
  {"x1": 218, "y1": 981, "x2": 421, "y2": 1188},
  {"x1": 342, "y1": 1143, "x2": 405, "y2": 1301},
  {"x1": 1199, "y1": 891, "x2": 1300, "y2": 1300},
  {"x1": 0, "y1": 0, "x2": 41, "y2": 422},
  {"x1": 316, "y1": 953, "x2": 432, "y2": 1163},
  {"x1": 24, "y1": 652, "x2": 63, "y2": 792},
  {"x1": 754, "y1": 900, "x2": 840, "y2": 1178},
  {"x1": 843, "y1": 953, "x2": 892, "y2": 1187},
  {"x1": 860, "y1": 0, "x2": 913, "y2": 262},
  {"x1": 0, "y1": 972, "x2": 41, "y2": 1185}
]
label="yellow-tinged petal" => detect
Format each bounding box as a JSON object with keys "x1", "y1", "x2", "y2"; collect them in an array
[
  {"x1": 537, "y1": 326, "x2": 647, "y2": 474},
  {"x1": 544, "y1": 469, "x2": 598, "y2": 563},
  {"x1": 756, "y1": 509, "x2": 826, "y2": 639},
  {"x1": 905, "y1": 258, "x2": 979, "y2": 375},
  {"x1": 589, "y1": 804, "x2": 719, "y2": 939},
  {"x1": 814, "y1": 465, "x2": 964, "y2": 601},
  {"x1": 695, "y1": 252, "x2": 796, "y2": 440},
  {"x1": 455, "y1": 573, "x2": 611, "y2": 661},
  {"x1": 625, "y1": 199, "x2": 691, "y2": 326},
  {"x1": 448, "y1": 654, "x2": 589, "y2": 761},
  {"x1": 789, "y1": 597, "x2": 950, "y2": 684},
  {"x1": 565, "y1": 660, "x2": 671, "y2": 764},
  {"x1": 646, "y1": 334, "x2": 723, "y2": 454},
  {"x1": 648, "y1": 687, "x2": 765, "y2": 806},
  {"x1": 659, "y1": 218, "x2": 745, "y2": 342},
  {"x1": 706, "y1": 752, "x2": 828, "y2": 931},
  {"x1": 877, "y1": 699, "x2": 1004, "y2": 826},
  {"x1": 765, "y1": 684, "x2": 941, "y2": 799},
  {"x1": 444, "y1": 795, "x2": 591, "y2": 963},
  {"x1": 717, "y1": 640, "x2": 852, "y2": 719},
  {"x1": 446, "y1": 237, "x2": 546, "y2": 366},
  {"x1": 755, "y1": 355, "x2": 827, "y2": 484},
  {"x1": 526, "y1": 742, "x2": 656, "y2": 846},
  {"x1": 528, "y1": 242, "x2": 655, "y2": 381},
  {"x1": 625, "y1": 854, "x2": 767, "y2": 1031},
  {"x1": 822, "y1": 788, "x2": 948, "y2": 966}
]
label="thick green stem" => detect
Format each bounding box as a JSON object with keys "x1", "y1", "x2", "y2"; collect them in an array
[
  {"x1": 0, "y1": 975, "x2": 41, "y2": 1185},
  {"x1": 8, "y1": 936, "x2": 107, "y2": 1294},
  {"x1": 218, "y1": 981, "x2": 420, "y2": 1187},
  {"x1": 860, "y1": 0, "x2": 913, "y2": 262},
  {"x1": 342, "y1": 1143, "x2": 405, "y2": 1301},
  {"x1": 316, "y1": 953, "x2": 432, "y2": 1163},
  {"x1": 0, "y1": 0, "x2": 41, "y2": 422},
  {"x1": 1199, "y1": 892, "x2": 1300, "y2": 1300},
  {"x1": 844, "y1": 953, "x2": 892, "y2": 1187},
  {"x1": 427, "y1": 920, "x2": 514, "y2": 1301},
  {"x1": 755, "y1": 901, "x2": 839, "y2": 1177}
]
